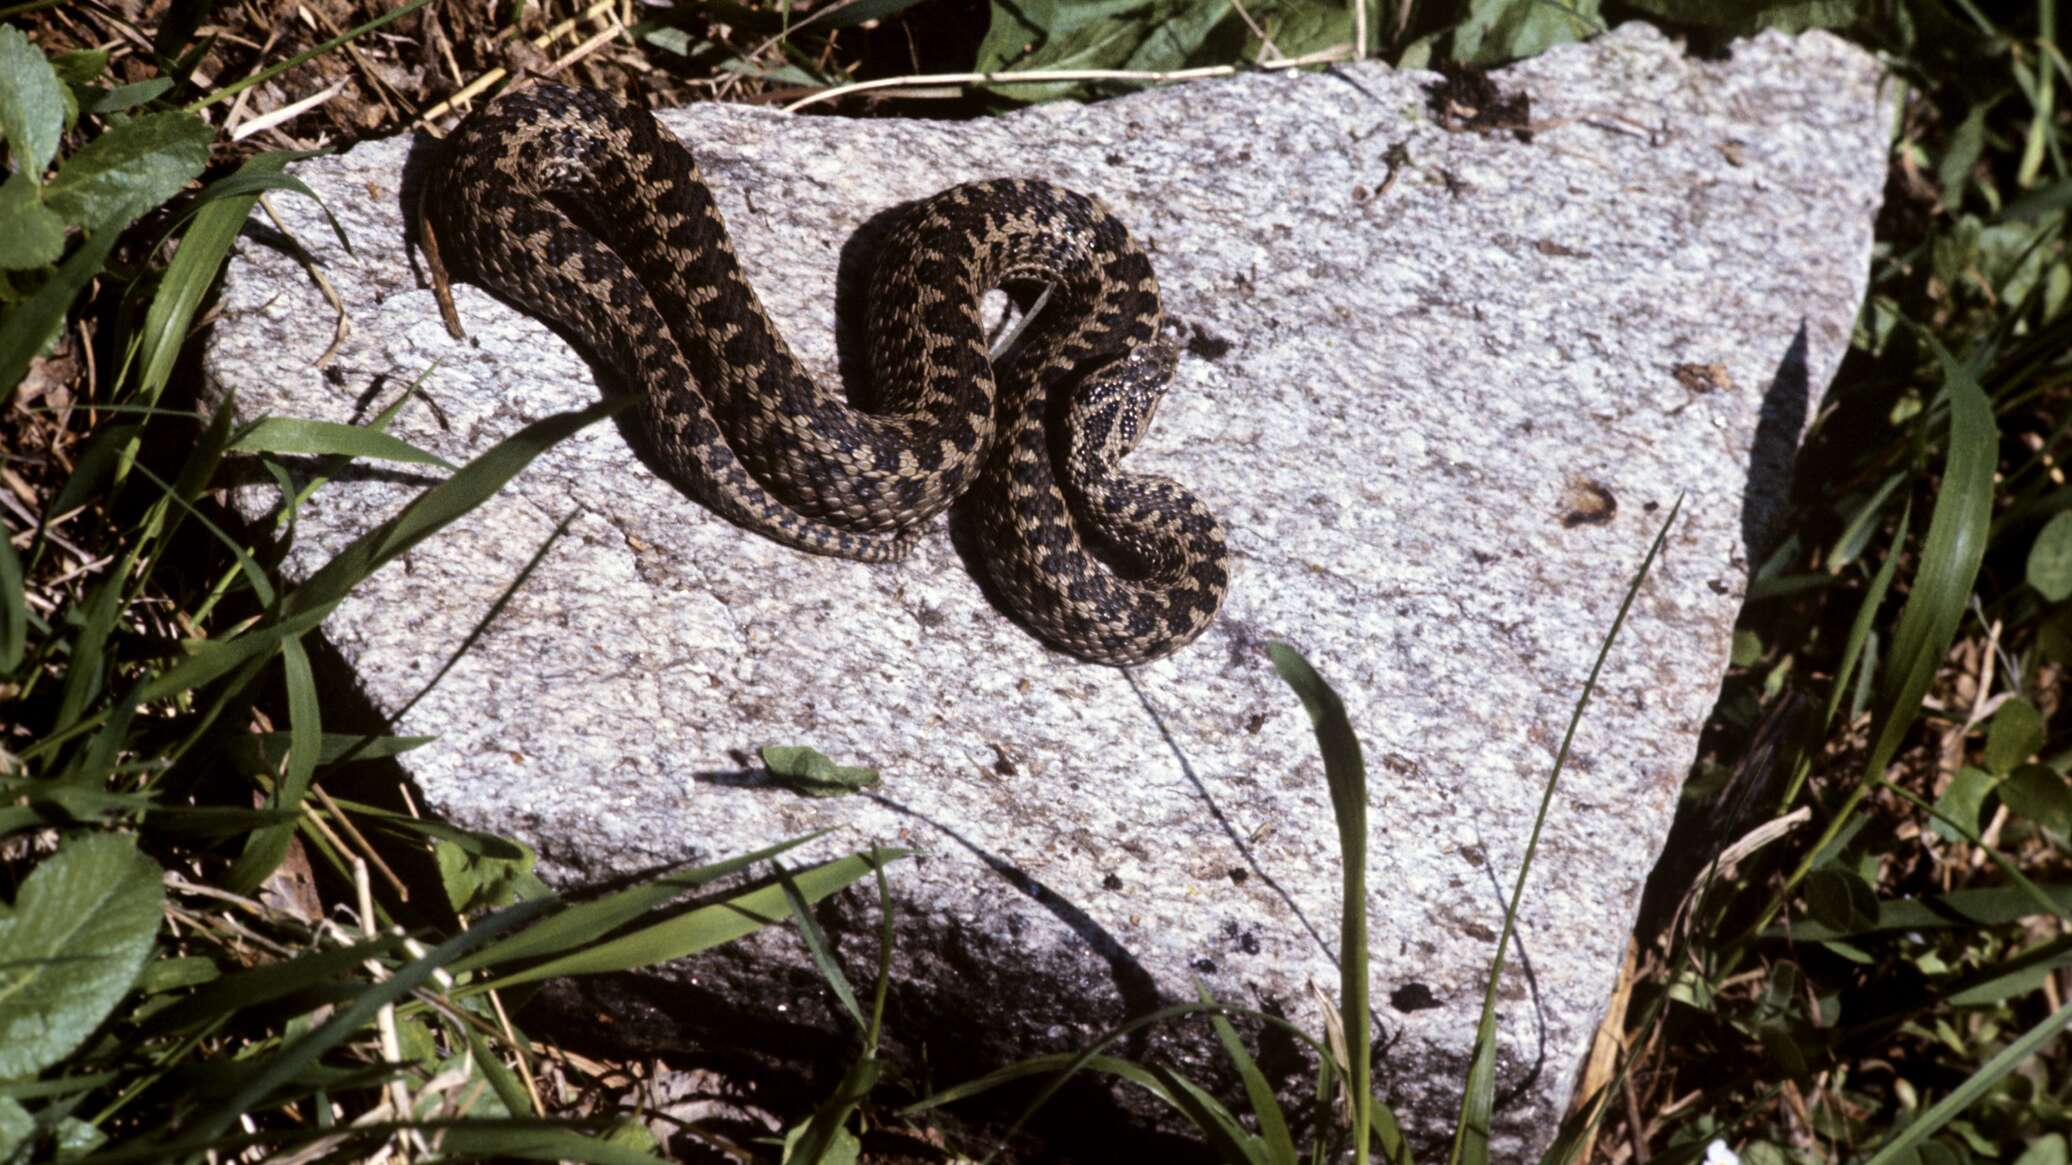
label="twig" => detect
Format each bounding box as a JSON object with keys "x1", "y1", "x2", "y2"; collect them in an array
[
  {"x1": 417, "y1": 0, "x2": 617, "y2": 127},
  {"x1": 230, "y1": 78, "x2": 348, "y2": 142},
  {"x1": 780, "y1": 44, "x2": 1353, "y2": 112}
]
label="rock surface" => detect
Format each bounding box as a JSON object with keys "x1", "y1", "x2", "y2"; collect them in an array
[{"x1": 203, "y1": 22, "x2": 1887, "y2": 1155}]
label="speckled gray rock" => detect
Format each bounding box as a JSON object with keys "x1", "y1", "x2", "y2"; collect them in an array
[{"x1": 202, "y1": 22, "x2": 1886, "y2": 1155}]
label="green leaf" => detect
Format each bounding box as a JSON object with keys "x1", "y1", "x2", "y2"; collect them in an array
[
  {"x1": 0, "y1": 24, "x2": 64, "y2": 176},
  {"x1": 47, "y1": 49, "x2": 107, "y2": 87},
  {"x1": 1932, "y1": 766, "x2": 1997, "y2": 843},
  {"x1": 0, "y1": 1096, "x2": 31, "y2": 1158},
  {"x1": 0, "y1": 833, "x2": 164, "y2": 1077},
  {"x1": 43, "y1": 110, "x2": 211, "y2": 233},
  {"x1": 1445, "y1": 0, "x2": 1601, "y2": 65},
  {"x1": 781, "y1": 1056, "x2": 874, "y2": 1165},
  {"x1": 437, "y1": 834, "x2": 539, "y2": 914},
  {"x1": 0, "y1": 169, "x2": 65, "y2": 269},
  {"x1": 1804, "y1": 868, "x2": 1880, "y2": 933},
  {"x1": 228, "y1": 417, "x2": 455, "y2": 469},
  {"x1": 0, "y1": 228, "x2": 114, "y2": 400},
  {"x1": 2028, "y1": 512, "x2": 2072, "y2": 601},
  {"x1": 761, "y1": 745, "x2": 880, "y2": 797},
  {"x1": 1999, "y1": 765, "x2": 2072, "y2": 835},
  {"x1": 83, "y1": 77, "x2": 173, "y2": 114},
  {"x1": 2013, "y1": 1135, "x2": 2068, "y2": 1165},
  {"x1": 1984, "y1": 697, "x2": 2045, "y2": 775},
  {"x1": 221, "y1": 731, "x2": 435, "y2": 774},
  {"x1": 778, "y1": 862, "x2": 864, "y2": 1033}
]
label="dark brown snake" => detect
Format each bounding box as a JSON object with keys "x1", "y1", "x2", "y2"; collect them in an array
[{"x1": 423, "y1": 85, "x2": 1227, "y2": 665}]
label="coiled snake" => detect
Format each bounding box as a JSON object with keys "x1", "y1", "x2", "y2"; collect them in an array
[{"x1": 422, "y1": 85, "x2": 1226, "y2": 665}]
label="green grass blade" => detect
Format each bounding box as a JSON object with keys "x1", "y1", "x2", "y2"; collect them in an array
[
  {"x1": 1266, "y1": 643, "x2": 1370, "y2": 1164},
  {"x1": 450, "y1": 832, "x2": 826, "y2": 973},
  {"x1": 782, "y1": 1054, "x2": 877, "y2": 1165},
  {"x1": 1145, "y1": 1062, "x2": 1268, "y2": 1165},
  {"x1": 1449, "y1": 494, "x2": 1683, "y2": 1165},
  {"x1": 130, "y1": 399, "x2": 617, "y2": 710},
  {"x1": 468, "y1": 848, "x2": 903, "y2": 991},
  {"x1": 228, "y1": 417, "x2": 456, "y2": 469},
  {"x1": 777, "y1": 860, "x2": 865, "y2": 1034},
  {"x1": 184, "y1": 0, "x2": 435, "y2": 110},
  {"x1": 176, "y1": 895, "x2": 551, "y2": 1145},
  {"x1": 1865, "y1": 342, "x2": 1996, "y2": 783},
  {"x1": 1199, "y1": 982, "x2": 1297, "y2": 1165},
  {"x1": 131, "y1": 154, "x2": 316, "y2": 410},
  {"x1": 0, "y1": 524, "x2": 22, "y2": 671},
  {"x1": 221, "y1": 633, "x2": 321, "y2": 893},
  {"x1": 1773, "y1": 881, "x2": 2072, "y2": 939},
  {"x1": 1860, "y1": 994, "x2": 2072, "y2": 1165}
]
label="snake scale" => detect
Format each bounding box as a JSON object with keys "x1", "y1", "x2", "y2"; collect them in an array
[{"x1": 423, "y1": 85, "x2": 1227, "y2": 665}]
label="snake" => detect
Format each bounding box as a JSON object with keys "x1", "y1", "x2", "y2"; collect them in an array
[{"x1": 421, "y1": 84, "x2": 1226, "y2": 666}]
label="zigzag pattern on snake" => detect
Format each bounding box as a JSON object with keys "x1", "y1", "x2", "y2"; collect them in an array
[{"x1": 422, "y1": 84, "x2": 1227, "y2": 665}]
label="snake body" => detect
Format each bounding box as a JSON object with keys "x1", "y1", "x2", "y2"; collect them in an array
[{"x1": 423, "y1": 85, "x2": 1226, "y2": 665}]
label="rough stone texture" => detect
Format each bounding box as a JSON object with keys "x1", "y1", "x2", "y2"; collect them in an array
[{"x1": 202, "y1": 22, "x2": 1887, "y2": 1155}]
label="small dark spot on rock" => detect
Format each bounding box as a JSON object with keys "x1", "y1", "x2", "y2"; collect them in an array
[
  {"x1": 1460, "y1": 844, "x2": 1485, "y2": 866},
  {"x1": 992, "y1": 745, "x2": 1018, "y2": 776},
  {"x1": 1674, "y1": 361, "x2": 1733, "y2": 393},
  {"x1": 1352, "y1": 184, "x2": 1370, "y2": 203},
  {"x1": 1561, "y1": 478, "x2": 1617, "y2": 528},
  {"x1": 1245, "y1": 712, "x2": 1268, "y2": 734},
  {"x1": 1237, "y1": 931, "x2": 1261, "y2": 955},
  {"x1": 1185, "y1": 325, "x2": 1232, "y2": 361},
  {"x1": 1382, "y1": 753, "x2": 1415, "y2": 774},
  {"x1": 1709, "y1": 578, "x2": 1732, "y2": 595},
  {"x1": 1102, "y1": 872, "x2": 1123, "y2": 891},
  {"x1": 1534, "y1": 239, "x2": 1590, "y2": 258},
  {"x1": 1104, "y1": 151, "x2": 1126, "y2": 166},
  {"x1": 1391, "y1": 982, "x2": 1442, "y2": 1012},
  {"x1": 1193, "y1": 958, "x2": 1217, "y2": 973},
  {"x1": 1471, "y1": 549, "x2": 1497, "y2": 566},
  {"x1": 1426, "y1": 60, "x2": 1533, "y2": 141},
  {"x1": 1462, "y1": 921, "x2": 1497, "y2": 942},
  {"x1": 1228, "y1": 867, "x2": 1249, "y2": 884}
]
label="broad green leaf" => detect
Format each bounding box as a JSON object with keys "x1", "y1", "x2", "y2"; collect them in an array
[
  {"x1": 2014, "y1": 1135, "x2": 2068, "y2": 1165},
  {"x1": 227, "y1": 416, "x2": 455, "y2": 468},
  {"x1": 0, "y1": 1096, "x2": 30, "y2": 1157},
  {"x1": 1618, "y1": 0, "x2": 1860, "y2": 33},
  {"x1": 1445, "y1": 0, "x2": 1601, "y2": 65},
  {"x1": 1804, "y1": 868, "x2": 1879, "y2": 933},
  {"x1": 2028, "y1": 512, "x2": 2072, "y2": 601},
  {"x1": 1931, "y1": 766, "x2": 1997, "y2": 843},
  {"x1": 1999, "y1": 765, "x2": 2072, "y2": 835},
  {"x1": 0, "y1": 833, "x2": 164, "y2": 1077},
  {"x1": 0, "y1": 228, "x2": 114, "y2": 399},
  {"x1": 47, "y1": 48, "x2": 107, "y2": 86},
  {"x1": 83, "y1": 77, "x2": 173, "y2": 114},
  {"x1": 1984, "y1": 698, "x2": 2044, "y2": 775},
  {"x1": 222, "y1": 634, "x2": 321, "y2": 893},
  {"x1": 436, "y1": 834, "x2": 539, "y2": 914},
  {"x1": 43, "y1": 110, "x2": 211, "y2": 233},
  {"x1": 0, "y1": 24, "x2": 64, "y2": 176},
  {"x1": 761, "y1": 744, "x2": 879, "y2": 797},
  {"x1": 0, "y1": 169, "x2": 64, "y2": 269}
]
